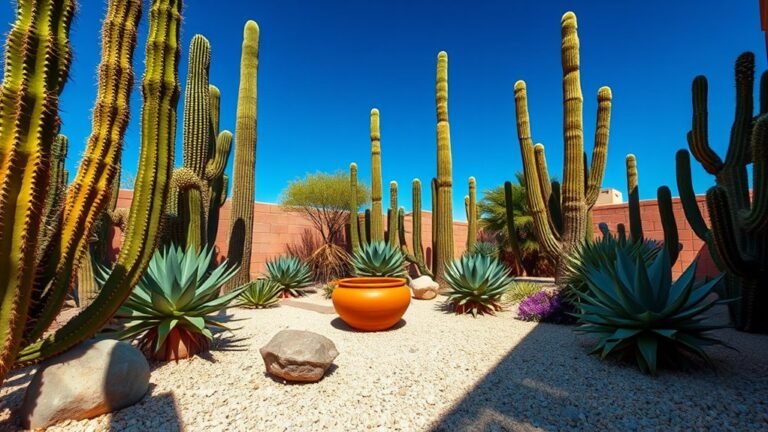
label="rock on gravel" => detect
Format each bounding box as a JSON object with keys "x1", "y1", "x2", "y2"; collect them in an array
[
  {"x1": 19, "y1": 339, "x2": 149, "y2": 430},
  {"x1": 259, "y1": 330, "x2": 338, "y2": 382},
  {"x1": 410, "y1": 276, "x2": 439, "y2": 300}
]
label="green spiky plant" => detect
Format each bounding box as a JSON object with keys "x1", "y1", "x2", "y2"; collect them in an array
[
  {"x1": 511, "y1": 11, "x2": 612, "y2": 285},
  {"x1": 265, "y1": 256, "x2": 314, "y2": 298},
  {"x1": 574, "y1": 247, "x2": 731, "y2": 375},
  {"x1": 503, "y1": 281, "x2": 543, "y2": 305},
  {"x1": 433, "y1": 51, "x2": 455, "y2": 287},
  {"x1": 467, "y1": 241, "x2": 499, "y2": 259},
  {"x1": 676, "y1": 52, "x2": 768, "y2": 333},
  {"x1": 238, "y1": 279, "x2": 283, "y2": 309},
  {"x1": 225, "y1": 21, "x2": 260, "y2": 292},
  {"x1": 1, "y1": 0, "x2": 181, "y2": 383},
  {"x1": 444, "y1": 254, "x2": 513, "y2": 316},
  {"x1": 351, "y1": 241, "x2": 407, "y2": 278},
  {"x1": 106, "y1": 246, "x2": 242, "y2": 361}
]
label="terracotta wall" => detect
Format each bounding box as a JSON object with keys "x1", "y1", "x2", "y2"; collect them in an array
[{"x1": 114, "y1": 190, "x2": 718, "y2": 280}]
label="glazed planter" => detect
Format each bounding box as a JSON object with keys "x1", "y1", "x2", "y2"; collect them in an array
[{"x1": 332, "y1": 277, "x2": 411, "y2": 331}]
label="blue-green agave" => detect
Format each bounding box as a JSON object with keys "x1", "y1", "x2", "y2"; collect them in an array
[
  {"x1": 238, "y1": 279, "x2": 283, "y2": 308},
  {"x1": 575, "y1": 246, "x2": 731, "y2": 375},
  {"x1": 103, "y1": 246, "x2": 242, "y2": 361},
  {"x1": 444, "y1": 254, "x2": 513, "y2": 316},
  {"x1": 265, "y1": 256, "x2": 314, "y2": 297},
  {"x1": 350, "y1": 241, "x2": 407, "y2": 278}
]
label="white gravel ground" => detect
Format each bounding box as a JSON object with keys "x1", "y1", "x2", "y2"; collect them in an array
[{"x1": 1, "y1": 295, "x2": 767, "y2": 431}]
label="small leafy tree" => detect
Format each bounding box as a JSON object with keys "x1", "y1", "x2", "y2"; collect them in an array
[{"x1": 280, "y1": 171, "x2": 370, "y2": 281}]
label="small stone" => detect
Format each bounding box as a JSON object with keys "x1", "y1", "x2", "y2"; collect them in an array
[
  {"x1": 409, "y1": 276, "x2": 439, "y2": 300},
  {"x1": 20, "y1": 339, "x2": 149, "y2": 430},
  {"x1": 259, "y1": 329, "x2": 338, "y2": 382}
]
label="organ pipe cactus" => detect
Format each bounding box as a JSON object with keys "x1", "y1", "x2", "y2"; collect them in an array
[
  {"x1": 466, "y1": 177, "x2": 478, "y2": 251},
  {"x1": 225, "y1": 21, "x2": 260, "y2": 291},
  {"x1": 17, "y1": 0, "x2": 181, "y2": 365},
  {"x1": 182, "y1": 35, "x2": 212, "y2": 182},
  {"x1": 44, "y1": 134, "x2": 69, "y2": 220},
  {"x1": 370, "y1": 108, "x2": 385, "y2": 242},
  {"x1": 349, "y1": 163, "x2": 361, "y2": 251},
  {"x1": 387, "y1": 181, "x2": 400, "y2": 247},
  {"x1": 207, "y1": 131, "x2": 232, "y2": 242},
  {"x1": 676, "y1": 52, "x2": 768, "y2": 333},
  {"x1": 511, "y1": 12, "x2": 612, "y2": 283},
  {"x1": 433, "y1": 51, "x2": 455, "y2": 286},
  {"x1": 400, "y1": 179, "x2": 433, "y2": 277}
]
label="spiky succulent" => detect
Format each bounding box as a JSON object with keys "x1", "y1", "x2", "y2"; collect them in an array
[
  {"x1": 575, "y1": 246, "x2": 731, "y2": 375},
  {"x1": 467, "y1": 241, "x2": 499, "y2": 259},
  {"x1": 238, "y1": 279, "x2": 283, "y2": 308},
  {"x1": 503, "y1": 281, "x2": 543, "y2": 305},
  {"x1": 444, "y1": 254, "x2": 513, "y2": 316},
  {"x1": 104, "y1": 246, "x2": 243, "y2": 361},
  {"x1": 350, "y1": 241, "x2": 407, "y2": 278},
  {"x1": 265, "y1": 256, "x2": 314, "y2": 297}
]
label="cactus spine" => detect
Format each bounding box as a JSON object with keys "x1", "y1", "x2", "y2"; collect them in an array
[
  {"x1": 370, "y1": 108, "x2": 385, "y2": 242},
  {"x1": 676, "y1": 52, "x2": 768, "y2": 333},
  {"x1": 511, "y1": 12, "x2": 612, "y2": 283},
  {"x1": 433, "y1": 51, "x2": 455, "y2": 285},
  {"x1": 225, "y1": 21, "x2": 260, "y2": 291},
  {"x1": 18, "y1": 0, "x2": 181, "y2": 364},
  {"x1": 466, "y1": 177, "x2": 478, "y2": 250},
  {"x1": 387, "y1": 181, "x2": 399, "y2": 247},
  {"x1": 349, "y1": 163, "x2": 361, "y2": 251}
]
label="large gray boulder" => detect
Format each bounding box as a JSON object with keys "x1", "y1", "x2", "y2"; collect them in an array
[
  {"x1": 20, "y1": 339, "x2": 150, "y2": 429},
  {"x1": 409, "y1": 275, "x2": 439, "y2": 300},
  {"x1": 259, "y1": 330, "x2": 338, "y2": 382}
]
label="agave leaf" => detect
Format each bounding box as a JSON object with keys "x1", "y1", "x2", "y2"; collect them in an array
[
  {"x1": 150, "y1": 290, "x2": 176, "y2": 315},
  {"x1": 183, "y1": 316, "x2": 206, "y2": 332},
  {"x1": 636, "y1": 334, "x2": 658, "y2": 375},
  {"x1": 155, "y1": 319, "x2": 179, "y2": 353}
]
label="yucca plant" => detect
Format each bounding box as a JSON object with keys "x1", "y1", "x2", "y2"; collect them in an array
[
  {"x1": 444, "y1": 254, "x2": 513, "y2": 316},
  {"x1": 350, "y1": 241, "x2": 407, "y2": 278},
  {"x1": 575, "y1": 246, "x2": 731, "y2": 375},
  {"x1": 103, "y1": 246, "x2": 243, "y2": 362},
  {"x1": 467, "y1": 241, "x2": 500, "y2": 259},
  {"x1": 265, "y1": 256, "x2": 314, "y2": 297},
  {"x1": 238, "y1": 279, "x2": 283, "y2": 309}
]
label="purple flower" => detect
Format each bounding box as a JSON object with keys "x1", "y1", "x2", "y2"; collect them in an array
[{"x1": 517, "y1": 291, "x2": 571, "y2": 323}]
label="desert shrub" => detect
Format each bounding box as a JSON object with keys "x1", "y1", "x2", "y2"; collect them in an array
[
  {"x1": 517, "y1": 291, "x2": 571, "y2": 323},
  {"x1": 503, "y1": 281, "x2": 543, "y2": 305}
]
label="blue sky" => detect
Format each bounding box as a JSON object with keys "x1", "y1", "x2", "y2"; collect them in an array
[{"x1": 1, "y1": 1, "x2": 764, "y2": 221}]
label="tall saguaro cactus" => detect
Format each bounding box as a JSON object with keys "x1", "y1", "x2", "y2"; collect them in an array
[
  {"x1": 370, "y1": 108, "x2": 385, "y2": 242},
  {"x1": 18, "y1": 0, "x2": 181, "y2": 365},
  {"x1": 433, "y1": 51, "x2": 455, "y2": 285},
  {"x1": 226, "y1": 21, "x2": 260, "y2": 291},
  {"x1": 676, "y1": 52, "x2": 768, "y2": 333},
  {"x1": 512, "y1": 12, "x2": 612, "y2": 282}
]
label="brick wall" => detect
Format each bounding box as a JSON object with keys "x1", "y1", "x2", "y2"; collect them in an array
[{"x1": 113, "y1": 190, "x2": 718, "y2": 280}]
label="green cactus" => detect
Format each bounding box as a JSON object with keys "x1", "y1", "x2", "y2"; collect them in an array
[
  {"x1": 362, "y1": 209, "x2": 371, "y2": 245},
  {"x1": 17, "y1": 0, "x2": 181, "y2": 365},
  {"x1": 225, "y1": 21, "x2": 260, "y2": 291},
  {"x1": 466, "y1": 176, "x2": 478, "y2": 251},
  {"x1": 433, "y1": 51, "x2": 455, "y2": 286},
  {"x1": 182, "y1": 35, "x2": 212, "y2": 179},
  {"x1": 511, "y1": 12, "x2": 612, "y2": 283},
  {"x1": 400, "y1": 179, "x2": 432, "y2": 277},
  {"x1": 76, "y1": 249, "x2": 99, "y2": 308},
  {"x1": 349, "y1": 163, "x2": 361, "y2": 251},
  {"x1": 207, "y1": 131, "x2": 232, "y2": 243},
  {"x1": 370, "y1": 108, "x2": 385, "y2": 242},
  {"x1": 171, "y1": 167, "x2": 206, "y2": 250},
  {"x1": 44, "y1": 134, "x2": 69, "y2": 218},
  {"x1": 676, "y1": 52, "x2": 768, "y2": 333},
  {"x1": 387, "y1": 181, "x2": 400, "y2": 247}
]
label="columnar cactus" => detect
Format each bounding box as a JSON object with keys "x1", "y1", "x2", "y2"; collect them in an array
[
  {"x1": 511, "y1": 12, "x2": 612, "y2": 283},
  {"x1": 370, "y1": 108, "x2": 385, "y2": 242},
  {"x1": 676, "y1": 52, "x2": 768, "y2": 333},
  {"x1": 17, "y1": 0, "x2": 181, "y2": 365},
  {"x1": 205, "y1": 85, "x2": 232, "y2": 243},
  {"x1": 225, "y1": 21, "x2": 260, "y2": 291},
  {"x1": 76, "y1": 249, "x2": 99, "y2": 308},
  {"x1": 387, "y1": 181, "x2": 400, "y2": 247},
  {"x1": 400, "y1": 178, "x2": 432, "y2": 277},
  {"x1": 44, "y1": 134, "x2": 69, "y2": 219},
  {"x1": 349, "y1": 163, "x2": 361, "y2": 251},
  {"x1": 182, "y1": 35, "x2": 212, "y2": 180},
  {"x1": 466, "y1": 176, "x2": 478, "y2": 251},
  {"x1": 433, "y1": 51, "x2": 455, "y2": 285}
]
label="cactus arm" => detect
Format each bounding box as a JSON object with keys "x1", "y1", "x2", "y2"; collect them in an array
[
  {"x1": 17, "y1": 0, "x2": 181, "y2": 364},
  {"x1": 724, "y1": 53, "x2": 755, "y2": 168},
  {"x1": 433, "y1": 51, "x2": 455, "y2": 283},
  {"x1": 0, "y1": 0, "x2": 75, "y2": 382},
  {"x1": 349, "y1": 163, "x2": 361, "y2": 251},
  {"x1": 23, "y1": 0, "x2": 143, "y2": 344},
  {"x1": 369, "y1": 108, "x2": 384, "y2": 242},
  {"x1": 362, "y1": 209, "x2": 371, "y2": 246},
  {"x1": 533, "y1": 144, "x2": 552, "y2": 202},
  {"x1": 503, "y1": 181, "x2": 525, "y2": 273},
  {"x1": 206, "y1": 131, "x2": 232, "y2": 242},
  {"x1": 585, "y1": 87, "x2": 612, "y2": 208},
  {"x1": 182, "y1": 35, "x2": 212, "y2": 178},
  {"x1": 657, "y1": 186, "x2": 680, "y2": 265},
  {"x1": 411, "y1": 179, "x2": 426, "y2": 264},
  {"x1": 514, "y1": 80, "x2": 561, "y2": 257},
  {"x1": 706, "y1": 187, "x2": 754, "y2": 277},
  {"x1": 225, "y1": 20, "x2": 259, "y2": 291},
  {"x1": 675, "y1": 149, "x2": 712, "y2": 241},
  {"x1": 689, "y1": 76, "x2": 724, "y2": 174},
  {"x1": 209, "y1": 84, "x2": 221, "y2": 147},
  {"x1": 206, "y1": 130, "x2": 232, "y2": 182},
  {"x1": 625, "y1": 154, "x2": 644, "y2": 242},
  {"x1": 743, "y1": 115, "x2": 768, "y2": 233}
]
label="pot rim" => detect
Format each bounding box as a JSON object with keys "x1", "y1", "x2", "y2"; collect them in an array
[{"x1": 337, "y1": 277, "x2": 407, "y2": 289}]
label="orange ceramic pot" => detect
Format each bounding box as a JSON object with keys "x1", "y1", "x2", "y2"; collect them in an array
[{"x1": 332, "y1": 277, "x2": 411, "y2": 331}]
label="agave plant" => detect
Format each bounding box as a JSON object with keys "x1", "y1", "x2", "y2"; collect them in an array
[
  {"x1": 503, "y1": 280, "x2": 543, "y2": 305},
  {"x1": 444, "y1": 254, "x2": 513, "y2": 316},
  {"x1": 575, "y1": 246, "x2": 731, "y2": 375},
  {"x1": 563, "y1": 229, "x2": 660, "y2": 308},
  {"x1": 350, "y1": 241, "x2": 407, "y2": 278},
  {"x1": 265, "y1": 256, "x2": 314, "y2": 297},
  {"x1": 467, "y1": 241, "x2": 499, "y2": 259},
  {"x1": 238, "y1": 279, "x2": 283, "y2": 308},
  {"x1": 103, "y1": 246, "x2": 243, "y2": 361}
]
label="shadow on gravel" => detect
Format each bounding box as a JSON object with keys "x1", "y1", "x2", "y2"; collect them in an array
[
  {"x1": 429, "y1": 307, "x2": 768, "y2": 431},
  {"x1": 108, "y1": 388, "x2": 183, "y2": 431},
  {"x1": 330, "y1": 317, "x2": 407, "y2": 332},
  {"x1": 262, "y1": 363, "x2": 339, "y2": 385}
]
